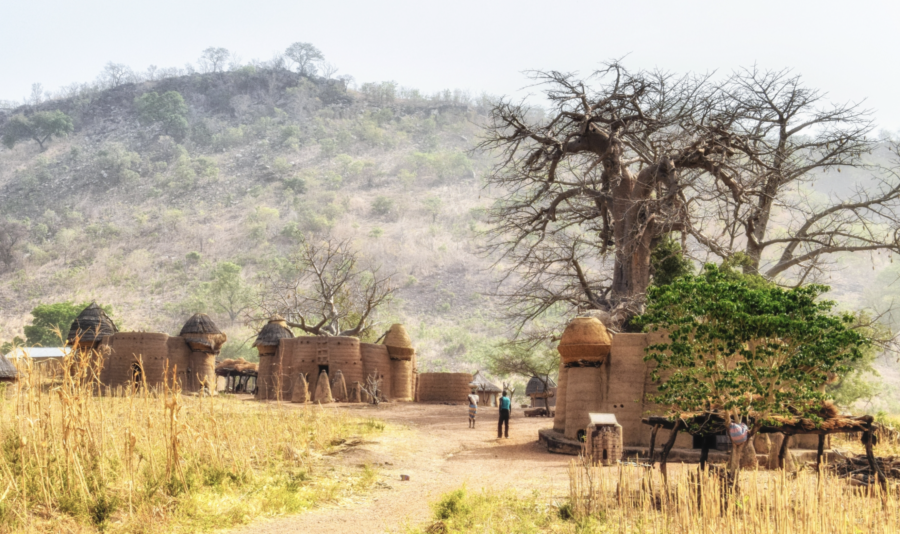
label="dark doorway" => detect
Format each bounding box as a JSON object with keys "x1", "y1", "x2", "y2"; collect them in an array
[
  {"x1": 130, "y1": 362, "x2": 143, "y2": 386},
  {"x1": 318, "y1": 364, "x2": 329, "y2": 376}
]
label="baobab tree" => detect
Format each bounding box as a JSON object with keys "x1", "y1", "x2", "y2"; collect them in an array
[
  {"x1": 479, "y1": 62, "x2": 900, "y2": 329},
  {"x1": 256, "y1": 237, "x2": 394, "y2": 337}
]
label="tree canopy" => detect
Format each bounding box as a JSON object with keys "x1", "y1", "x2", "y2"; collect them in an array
[
  {"x1": 2, "y1": 110, "x2": 74, "y2": 150},
  {"x1": 24, "y1": 301, "x2": 114, "y2": 347},
  {"x1": 480, "y1": 63, "x2": 900, "y2": 331},
  {"x1": 284, "y1": 42, "x2": 324, "y2": 76},
  {"x1": 134, "y1": 91, "x2": 189, "y2": 140},
  {"x1": 635, "y1": 263, "x2": 867, "y2": 427},
  {"x1": 188, "y1": 262, "x2": 256, "y2": 326}
]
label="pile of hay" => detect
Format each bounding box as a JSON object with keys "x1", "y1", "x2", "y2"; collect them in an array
[
  {"x1": 215, "y1": 358, "x2": 258, "y2": 376},
  {"x1": 180, "y1": 313, "x2": 227, "y2": 353},
  {"x1": 67, "y1": 302, "x2": 118, "y2": 346}
]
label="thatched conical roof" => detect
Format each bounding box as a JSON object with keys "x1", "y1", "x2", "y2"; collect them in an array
[
  {"x1": 383, "y1": 324, "x2": 415, "y2": 359},
  {"x1": 67, "y1": 302, "x2": 118, "y2": 345},
  {"x1": 469, "y1": 371, "x2": 502, "y2": 393},
  {"x1": 252, "y1": 315, "x2": 294, "y2": 348},
  {"x1": 180, "y1": 313, "x2": 227, "y2": 352},
  {"x1": 525, "y1": 375, "x2": 556, "y2": 396},
  {"x1": 0, "y1": 352, "x2": 17, "y2": 380}
]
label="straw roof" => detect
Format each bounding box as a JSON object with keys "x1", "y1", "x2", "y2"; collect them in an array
[
  {"x1": 252, "y1": 315, "x2": 294, "y2": 348},
  {"x1": 0, "y1": 352, "x2": 17, "y2": 380},
  {"x1": 525, "y1": 375, "x2": 557, "y2": 396},
  {"x1": 558, "y1": 317, "x2": 612, "y2": 362},
  {"x1": 215, "y1": 358, "x2": 258, "y2": 376},
  {"x1": 383, "y1": 324, "x2": 415, "y2": 358},
  {"x1": 180, "y1": 313, "x2": 227, "y2": 351},
  {"x1": 67, "y1": 302, "x2": 118, "y2": 344},
  {"x1": 469, "y1": 371, "x2": 502, "y2": 393}
]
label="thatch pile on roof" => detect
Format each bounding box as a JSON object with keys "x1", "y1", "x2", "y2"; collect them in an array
[
  {"x1": 252, "y1": 315, "x2": 294, "y2": 348},
  {"x1": 0, "y1": 352, "x2": 17, "y2": 381},
  {"x1": 67, "y1": 302, "x2": 118, "y2": 345},
  {"x1": 383, "y1": 324, "x2": 415, "y2": 360},
  {"x1": 180, "y1": 313, "x2": 227, "y2": 353},
  {"x1": 525, "y1": 375, "x2": 557, "y2": 397},
  {"x1": 557, "y1": 317, "x2": 611, "y2": 364},
  {"x1": 215, "y1": 358, "x2": 258, "y2": 377},
  {"x1": 469, "y1": 371, "x2": 501, "y2": 393}
]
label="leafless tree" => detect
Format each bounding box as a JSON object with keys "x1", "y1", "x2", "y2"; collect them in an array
[
  {"x1": 256, "y1": 237, "x2": 395, "y2": 336},
  {"x1": 0, "y1": 219, "x2": 26, "y2": 272},
  {"x1": 284, "y1": 42, "x2": 324, "y2": 77},
  {"x1": 199, "y1": 47, "x2": 231, "y2": 74},
  {"x1": 99, "y1": 62, "x2": 135, "y2": 88},
  {"x1": 360, "y1": 373, "x2": 383, "y2": 405},
  {"x1": 479, "y1": 62, "x2": 900, "y2": 330}
]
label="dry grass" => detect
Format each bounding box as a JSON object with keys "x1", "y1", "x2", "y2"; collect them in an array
[
  {"x1": 0, "y1": 349, "x2": 383, "y2": 533},
  {"x1": 415, "y1": 458, "x2": 900, "y2": 534}
]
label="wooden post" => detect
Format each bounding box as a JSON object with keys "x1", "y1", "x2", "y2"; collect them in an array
[
  {"x1": 699, "y1": 437, "x2": 710, "y2": 472},
  {"x1": 649, "y1": 424, "x2": 660, "y2": 466},
  {"x1": 816, "y1": 434, "x2": 826, "y2": 471},
  {"x1": 778, "y1": 433, "x2": 792, "y2": 470},
  {"x1": 864, "y1": 428, "x2": 888, "y2": 490},
  {"x1": 660, "y1": 420, "x2": 683, "y2": 479}
]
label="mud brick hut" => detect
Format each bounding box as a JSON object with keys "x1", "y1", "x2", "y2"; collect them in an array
[
  {"x1": 66, "y1": 304, "x2": 225, "y2": 393},
  {"x1": 417, "y1": 372, "x2": 474, "y2": 403},
  {"x1": 541, "y1": 317, "x2": 820, "y2": 455},
  {"x1": 584, "y1": 413, "x2": 623, "y2": 466},
  {"x1": 254, "y1": 322, "x2": 418, "y2": 403}
]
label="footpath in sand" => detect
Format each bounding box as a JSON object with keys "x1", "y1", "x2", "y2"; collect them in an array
[{"x1": 229, "y1": 403, "x2": 572, "y2": 534}]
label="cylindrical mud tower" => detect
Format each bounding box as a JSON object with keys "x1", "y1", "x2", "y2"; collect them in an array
[
  {"x1": 252, "y1": 316, "x2": 294, "y2": 400},
  {"x1": 556, "y1": 317, "x2": 612, "y2": 440},
  {"x1": 384, "y1": 324, "x2": 415, "y2": 402},
  {"x1": 552, "y1": 361, "x2": 568, "y2": 433},
  {"x1": 180, "y1": 313, "x2": 226, "y2": 394},
  {"x1": 66, "y1": 302, "x2": 118, "y2": 383}
]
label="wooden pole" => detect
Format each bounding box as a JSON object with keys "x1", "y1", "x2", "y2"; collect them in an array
[
  {"x1": 649, "y1": 424, "x2": 660, "y2": 466},
  {"x1": 699, "y1": 437, "x2": 710, "y2": 471},
  {"x1": 778, "y1": 433, "x2": 792, "y2": 470},
  {"x1": 864, "y1": 428, "x2": 888, "y2": 490},
  {"x1": 660, "y1": 420, "x2": 683, "y2": 479},
  {"x1": 816, "y1": 434, "x2": 826, "y2": 471}
]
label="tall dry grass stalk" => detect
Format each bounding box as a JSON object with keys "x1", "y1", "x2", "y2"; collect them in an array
[
  {"x1": 0, "y1": 345, "x2": 381, "y2": 533},
  {"x1": 568, "y1": 458, "x2": 899, "y2": 533}
]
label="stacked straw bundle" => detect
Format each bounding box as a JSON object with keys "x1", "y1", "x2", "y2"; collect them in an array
[
  {"x1": 331, "y1": 370, "x2": 348, "y2": 401},
  {"x1": 314, "y1": 369, "x2": 334, "y2": 403},
  {"x1": 291, "y1": 373, "x2": 309, "y2": 403},
  {"x1": 417, "y1": 372, "x2": 473, "y2": 402}
]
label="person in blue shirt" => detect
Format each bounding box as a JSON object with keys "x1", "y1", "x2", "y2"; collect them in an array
[{"x1": 498, "y1": 391, "x2": 511, "y2": 438}]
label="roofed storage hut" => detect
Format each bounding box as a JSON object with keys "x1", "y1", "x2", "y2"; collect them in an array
[
  {"x1": 67, "y1": 302, "x2": 118, "y2": 382},
  {"x1": 557, "y1": 317, "x2": 612, "y2": 440},
  {"x1": 253, "y1": 316, "x2": 294, "y2": 400},
  {"x1": 469, "y1": 371, "x2": 502, "y2": 407},
  {"x1": 180, "y1": 313, "x2": 226, "y2": 393},
  {"x1": 526, "y1": 375, "x2": 557, "y2": 409}
]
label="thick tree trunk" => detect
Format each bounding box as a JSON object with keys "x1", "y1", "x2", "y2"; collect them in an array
[{"x1": 609, "y1": 168, "x2": 653, "y2": 305}]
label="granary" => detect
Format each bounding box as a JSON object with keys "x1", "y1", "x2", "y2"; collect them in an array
[
  {"x1": 584, "y1": 413, "x2": 623, "y2": 466},
  {"x1": 541, "y1": 317, "x2": 822, "y2": 456},
  {"x1": 469, "y1": 371, "x2": 501, "y2": 407},
  {"x1": 215, "y1": 358, "x2": 258, "y2": 393},
  {"x1": 525, "y1": 375, "x2": 557, "y2": 409},
  {"x1": 65, "y1": 303, "x2": 225, "y2": 393},
  {"x1": 254, "y1": 322, "x2": 417, "y2": 404}
]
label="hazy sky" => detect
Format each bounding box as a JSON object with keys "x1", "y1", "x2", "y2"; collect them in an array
[{"x1": 2, "y1": 0, "x2": 899, "y2": 131}]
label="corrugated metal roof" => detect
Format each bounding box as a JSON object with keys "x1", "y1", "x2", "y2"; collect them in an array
[
  {"x1": 589, "y1": 413, "x2": 620, "y2": 426},
  {"x1": 4, "y1": 347, "x2": 72, "y2": 359}
]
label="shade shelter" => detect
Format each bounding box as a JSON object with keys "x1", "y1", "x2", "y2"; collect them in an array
[
  {"x1": 215, "y1": 358, "x2": 258, "y2": 393},
  {"x1": 469, "y1": 371, "x2": 502, "y2": 407}
]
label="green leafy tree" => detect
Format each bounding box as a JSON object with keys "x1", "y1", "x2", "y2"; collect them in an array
[
  {"x1": 24, "y1": 301, "x2": 114, "y2": 347},
  {"x1": 190, "y1": 262, "x2": 256, "y2": 325},
  {"x1": 487, "y1": 341, "x2": 559, "y2": 412},
  {"x1": 135, "y1": 91, "x2": 189, "y2": 140},
  {"x1": 636, "y1": 263, "x2": 868, "y2": 471},
  {"x1": 649, "y1": 234, "x2": 694, "y2": 287},
  {"x1": 2, "y1": 110, "x2": 74, "y2": 150}
]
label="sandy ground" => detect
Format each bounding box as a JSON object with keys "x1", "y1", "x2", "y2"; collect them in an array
[{"x1": 228, "y1": 402, "x2": 573, "y2": 534}]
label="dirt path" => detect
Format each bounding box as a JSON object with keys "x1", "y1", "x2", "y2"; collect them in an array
[{"x1": 228, "y1": 403, "x2": 572, "y2": 534}]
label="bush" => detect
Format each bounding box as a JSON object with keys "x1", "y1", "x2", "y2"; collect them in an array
[{"x1": 371, "y1": 196, "x2": 395, "y2": 218}]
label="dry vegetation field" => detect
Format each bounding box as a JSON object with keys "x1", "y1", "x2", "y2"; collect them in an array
[{"x1": 0, "y1": 354, "x2": 384, "y2": 534}]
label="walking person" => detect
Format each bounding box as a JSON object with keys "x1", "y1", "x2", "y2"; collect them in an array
[
  {"x1": 497, "y1": 390, "x2": 511, "y2": 438},
  {"x1": 467, "y1": 387, "x2": 479, "y2": 428}
]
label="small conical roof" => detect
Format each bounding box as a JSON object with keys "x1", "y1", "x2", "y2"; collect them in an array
[
  {"x1": 0, "y1": 352, "x2": 17, "y2": 379},
  {"x1": 180, "y1": 313, "x2": 227, "y2": 352},
  {"x1": 67, "y1": 302, "x2": 118, "y2": 345},
  {"x1": 469, "y1": 371, "x2": 502, "y2": 393},
  {"x1": 383, "y1": 324, "x2": 415, "y2": 359},
  {"x1": 252, "y1": 315, "x2": 294, "y2": 348},
  {"x1": 558, "y1": 317, "x2": 611, "y2": 362}
]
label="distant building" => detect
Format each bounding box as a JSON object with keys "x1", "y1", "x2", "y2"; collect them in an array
[{"x1": 525, "y1": 375, "x2": 557, "y2": 409}]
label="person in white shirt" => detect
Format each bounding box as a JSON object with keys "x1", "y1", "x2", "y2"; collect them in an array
[{"x1": 467, "y1": 388, "x2": 479, "y2": 428}]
